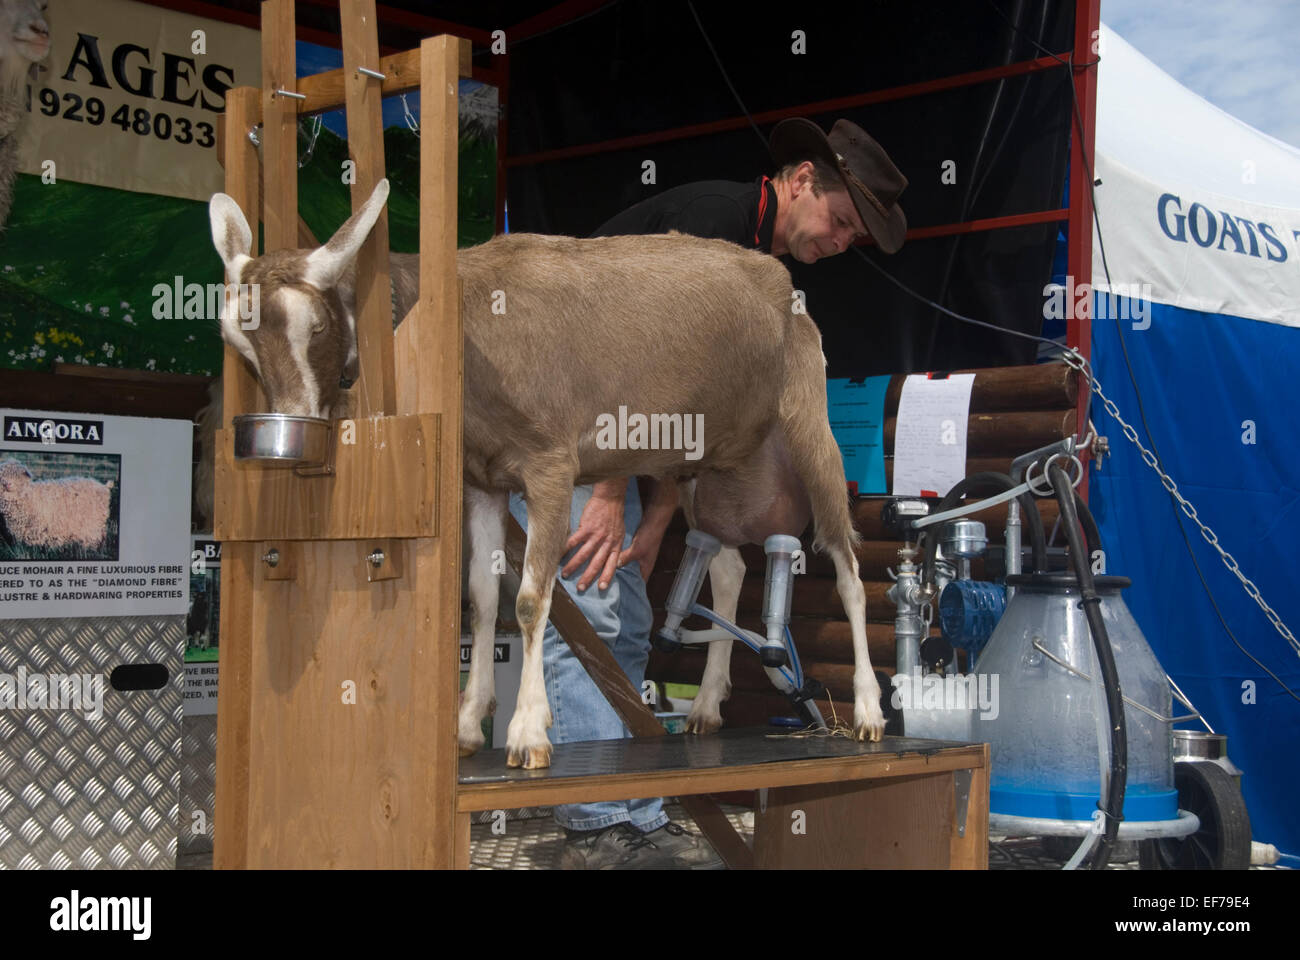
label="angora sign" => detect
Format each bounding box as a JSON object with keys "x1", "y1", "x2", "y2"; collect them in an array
[{"x1": 0, "y1": 407, "x2": 191, "y2": 619}]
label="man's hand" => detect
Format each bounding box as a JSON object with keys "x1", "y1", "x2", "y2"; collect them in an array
[
  {"x1": 562, "y1": 479, "x2": 628, "y2": 591},
  {"x1": 619, "y1": 477, "x2": 680, "y2": 581},
  {"x1": 618, "y1": 512, "x2": 669, "y2": 580}
]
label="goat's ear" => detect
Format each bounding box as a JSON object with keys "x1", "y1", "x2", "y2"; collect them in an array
[
  {"x1": 304, "y1": 178, "x2": 390, "y2": 291},
  {"x1": 209, "y1": 193, "x2": 254, "y2": 276}
]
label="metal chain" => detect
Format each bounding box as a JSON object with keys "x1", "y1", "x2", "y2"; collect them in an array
[
  {"x1": 298, "y1": 115, "x2": 323, "y2": 169},
  {"x1": 401, "y1": 93, "x2": 420, "y2": 137},
  {"x1": 245, "y1": 116, "x2": 324, "y2": 169},
  {"x1": 1059, "y1": 348, "x2": 1299, "y2": 656}
]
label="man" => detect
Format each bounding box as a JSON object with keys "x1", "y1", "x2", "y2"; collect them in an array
[{"x1": 508, "y1": 118, "x2": 908, "y2": 869}]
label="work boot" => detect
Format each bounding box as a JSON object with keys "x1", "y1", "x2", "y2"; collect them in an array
[
  {"x1": 558, "y1": 823, "x2": 672, "y2": 870},
  {"x1": 639, "y1": 821, "x2": 725, "y2": 869}
]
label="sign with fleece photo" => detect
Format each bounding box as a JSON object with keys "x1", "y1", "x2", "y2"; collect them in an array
[{"x1": 0, "y1": 408, "x2": 191, "y2": 619}]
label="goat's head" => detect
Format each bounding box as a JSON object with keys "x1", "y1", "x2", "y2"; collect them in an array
[
  {"x1": 0, "y1": 0, "x2": 50, "y2": 93},
  {"x1": 207, "y1": 179, "x2": 390, "y2": 418}
]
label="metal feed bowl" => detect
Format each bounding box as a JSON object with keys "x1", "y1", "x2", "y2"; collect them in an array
[{"x1": 232, "y1": 414, "x2": 330, "y2": 467}]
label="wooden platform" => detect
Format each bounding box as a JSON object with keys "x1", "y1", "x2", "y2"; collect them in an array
[{"x1": 457, "y1": 728, "x2": 989, "y2": 869}]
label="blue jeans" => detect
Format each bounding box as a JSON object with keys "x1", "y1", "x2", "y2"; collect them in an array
[{"x1": 508, "y1": 481, "x2": 667, "y2": 833}]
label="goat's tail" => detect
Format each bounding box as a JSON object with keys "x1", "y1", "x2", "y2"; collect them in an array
[{"x1": 777, "y1": 313, "x2": 861, "y2": 557}]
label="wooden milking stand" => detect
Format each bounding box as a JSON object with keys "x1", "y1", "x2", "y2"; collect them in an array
[{"x1": 215, "y1": 0, "x2": 990, "y2": 870}]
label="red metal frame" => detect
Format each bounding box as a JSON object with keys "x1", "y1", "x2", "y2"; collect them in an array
[
  {"x1": 1067, "y1": 0, "x2": 1100, "y2": 496},
  {"x1": 133, "y1": 0, "x2": 342, "y2": 47},
  {"x1": 880, "y1": 208, "x2": 1068, "y2": 245},
  {"x1": 507, "y1": 53, "x2": 1069, "y2": 168},
  {"x1": 509, "y1": 0, "x2": 617, "y2": 43},
  {"x1": 295, "y1": 0, "x2": 496, "y2": 46}
]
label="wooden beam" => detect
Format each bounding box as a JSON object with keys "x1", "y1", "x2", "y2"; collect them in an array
[
  {"x1": 212, "y1": 84, "x2": 263, "y2": 874},
  {"x1": 218, "y1": 87, "x2": 266, "y2": 430},
  {"x1": 261, "y1": 0, "x2": 299, "y2": 253},
  {"x1": 294, "y1": 46, "x2": 472, "y2": 117},
  {"x1": 414, "y1": 32, "x2": 466, "y2": 871},
  {"x1": 341, "y1": 0, "x2": 396, "y2": 417}
]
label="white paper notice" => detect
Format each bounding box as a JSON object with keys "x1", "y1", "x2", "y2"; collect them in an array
[{"x1": 891, "y1": 374, "x2": 977, "y2": 497}]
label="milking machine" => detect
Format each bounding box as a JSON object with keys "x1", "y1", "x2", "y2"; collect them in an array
[
  {"x1": 655, "y1": 530, "x2": 828, "y2": 729},
  {"x1": 888, "y1": 435, "x2": 1252, "y2": 870}
]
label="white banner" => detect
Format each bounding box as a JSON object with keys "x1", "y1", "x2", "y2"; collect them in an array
[
  {"x1": 17, "y1": 0, "x2": 261, "y2": 201},
  {"x1": 0, "y1": 408, "x2": 191, "y2": 618},
  {"x1": 1093, "y1": 153, "x2": 1300, "y2": 329}
]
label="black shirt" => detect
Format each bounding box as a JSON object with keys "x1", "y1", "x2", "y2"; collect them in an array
[{"x1": 590, "y1": 177, "x2": 777, "y2": 252}]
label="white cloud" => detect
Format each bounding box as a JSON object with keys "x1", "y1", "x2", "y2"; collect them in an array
[{"x1": 1102, "y1": 0, "x2": 1300, "y2": 147}]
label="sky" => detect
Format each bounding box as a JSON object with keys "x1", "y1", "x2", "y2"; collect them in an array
[{"x1": 1101, "y1": 0, "x2": 1300, "y2": 148}]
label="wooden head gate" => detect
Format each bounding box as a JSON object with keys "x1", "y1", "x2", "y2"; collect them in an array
[{"x1": 213, "y1": 0, "x2": 467, "y2": 868}]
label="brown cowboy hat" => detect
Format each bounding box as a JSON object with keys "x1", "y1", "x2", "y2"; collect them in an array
[{"x1": 770, "y1": 118, "x2": 908, "y2": 253}]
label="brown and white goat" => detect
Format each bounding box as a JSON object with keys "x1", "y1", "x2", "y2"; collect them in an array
[{"x1": 208, "y1": 179, "x2": 885, "y2": 768}]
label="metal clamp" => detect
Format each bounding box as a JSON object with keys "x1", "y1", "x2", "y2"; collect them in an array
[
  {"x1": 1025, "y1": 453, "x2": 1084, "y2": 497},
  {"x1": 953, "y1": 769, "x2": 972, "y2": 838}
]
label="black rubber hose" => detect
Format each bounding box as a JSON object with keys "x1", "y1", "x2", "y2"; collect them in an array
[
  {"x1": 1073, "y1": 489, "x2": 1102, "y2": 558},
  {"x1": 921, "y1": 471, "x2": 1047, "y2": 588},
  {"x1": 1051, "y1": 464, "x2": 1126, "y2": 869}
]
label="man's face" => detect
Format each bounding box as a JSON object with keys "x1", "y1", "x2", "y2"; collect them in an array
[{"x1": 781, "y1": 165, "x2": 869, "y2": 264}]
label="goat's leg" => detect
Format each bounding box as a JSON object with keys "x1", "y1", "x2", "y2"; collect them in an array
[
  {"x1": 685, "y1": 546, "x2": 744, "y2": 734},
  {"x1": 505, "y1": 470, "x2": 574, "y2": 769},
  {"x1": 778, "y1": 335, "x2": 885, "y2": 741},
  {"x1": 684, "y1": 432, "x2": 815, "y2": 734},
  {"x1": 459, "y1": 484, "x2": 506, "y2": 757}
]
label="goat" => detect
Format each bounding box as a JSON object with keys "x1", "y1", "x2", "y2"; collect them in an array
[
  {"x1": 207, "y1": 179, "x2": 885, "y2": 768},
  {"x1": 0, "y1": 0, "x2": 50, "y2": 231},
  {"x1": 0, "y1": 458, "x2": 111, "y2": 551}
]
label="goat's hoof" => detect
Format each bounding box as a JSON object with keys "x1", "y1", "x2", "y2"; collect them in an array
[
  {"x1": 854, "y1": 721, "x2": 886, "y2": 743},
  {"x1": 505, "y1": 742, "x2": 552, "y2": 769},
  {"x1": 684, "y1": 709, "x2": 722, "y2": 735},
  {"x1": 457, "y1": 727, "x2": 485, "y2": 757},
  {"x1": 854, "y1": 702, "x2": 887, "y2": 743}
]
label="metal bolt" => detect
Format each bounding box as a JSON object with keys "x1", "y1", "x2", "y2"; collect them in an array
[
  {"x1": 263, "y1": 548, "x2": 280, "y2": 568},
  {"x1": 367, "y1": 549, "x2": 385, "y2": 568}
]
